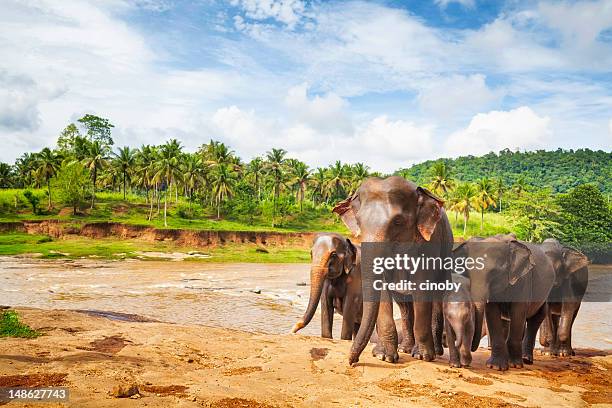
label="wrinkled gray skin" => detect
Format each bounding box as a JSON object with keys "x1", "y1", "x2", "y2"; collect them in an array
[
  {"x1": 443, "y1": 274, "x2": 475, "y2": 368},
  {"x1": 455, "y1": 234, "x2": 555, "y2": 370},
  {"x1": 333, "y1": 176, "x2": 453, "y2": 365},
  {"x1": 291, "y1": 233, "x2": 362, "y2": 340},
  {"x1": 539, "y1": 239, "x2": 589, "y2": 358}
]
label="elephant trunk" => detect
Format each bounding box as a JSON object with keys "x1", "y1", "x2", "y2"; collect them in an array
[
  {"x1": 291, "y1": 256, "x2": 330, "y2": 333},
  {"x1": 471, "y1": 301, "x2": 485, "y2": 352},
  {"x1": 348, "y1": 297, "x2": 379, "y2": 365}
]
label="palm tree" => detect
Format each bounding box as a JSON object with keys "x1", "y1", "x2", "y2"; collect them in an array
[
  {"x1": 264, "y1": 148, "x2": 287, "y2": 217},
  {"x1": 35, "y1": 148, "x2": 62, "y2": 210},
  {"x1": 154, "y1": 140, "x2": 182, "y2": 227},
  {"x1": 181, "y1": 154, "x2": 205, "y2": 206},
  {"x1": 349, "y1": 162, "x2": 369, "y2": 194},
  {"x1": 512, "y1": 175, "x2": 528, "y2": 197},
  {"x1": 212, "y1": 164, "x2": 236, "y2": 219},
  {"x1": 474, "y1": 177, "x2": 497, "y2": 231},
  {"x1": 291, "y1": 162, "x2": 310, "y2": 212},
  {"x1": 429, "y1": 161, "x2": 454, "y2": 197},
  {"x1": 0, "y1": 163, "x2": 12, "y2": 188},
  {"x1": 310, "y1": 168, "x2": 328, "y2": 205},
  {"x1": 14, "y1": 153, "x2": 37, "y2": 188},
  {"x1": 449, "y1": 183, "x2": 477, "y2": 237},
  {"x1": 113, "y1": 146, "x2": 136, "y2": 200},
  {"x1": 134, "y1": 145, "x2": 159, "y2": 219},
  {"x1": 327, "y1": 161, "x2": 348, "y2": 200},
  {"x1": 247, "y1": 157, "x2": 264, "y2": 200},
  {"x1": 494, "y1": 177, "x2": 506, "y2": 212},
  {"x1": 82, "y1": 140, "x2": 109, "y2": 208}
]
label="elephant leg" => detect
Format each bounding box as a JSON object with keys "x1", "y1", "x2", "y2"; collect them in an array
[
  {"x1": 485, "y1": 302, "x2": 509, "y2": 371},
  {"x1": 445, "y1": 319, "x2": 460, "y2": 368},
  {"x1": 507, "y1": 304, "x2": 527, "y2": 368},
  {"x1": 539, "y1": 309, "x2": 552, "y2": 349},
  {"x1": 522, "y1": 304, "x2": 547, "y2": 365},
  {"x1": 460, "y1": 325, "x2": 473, "y2": 368},
  {"x1": 396, "y1": 300, "x2": 415, "y2": 354},
  {"x1": 548, "y1": 314, "x2": 560, "y2": 356},
  {"x1": 432, "y1": 301, "x2": 444, "y2": 356},
  {"x1": 412, "y1": 301, "x2": 435, "y2": 361},
  {"x1": 372, "y1": 291, "x2": 399, "y2": 363},
  {"x1": 340, "y1": 295, "x2": 356, "y2": 340},
  {"x1": 558, "y1": 302, "x2": 580, "y2": 357},
  {"x1": 320, "y1": 284, "x2": 334, "y2": 339}
]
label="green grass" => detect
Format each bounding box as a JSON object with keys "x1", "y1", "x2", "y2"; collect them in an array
[
  {"x1": 449, "y1": 211, "x2": 513, "y2": 239},
  {"x1": 0, "y1": 310, "x2": 41, "y2": 338},
  {"x1": 0, "y1": 232, "x2": 309, "y2": 263}
]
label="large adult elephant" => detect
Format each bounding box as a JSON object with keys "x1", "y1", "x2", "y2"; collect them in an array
[
  {"x1": 291, "y1": 233, "x2": 362, "y2": 340},
  {"x1": 333, "y1": 176, "x2": 453, "y2": 365},
  {"x1": 539, "y1": 238, "x2": 589, "y2": 357},
  {"x1": 455, "y1": 235, "x2": 555, "y2": 370}
]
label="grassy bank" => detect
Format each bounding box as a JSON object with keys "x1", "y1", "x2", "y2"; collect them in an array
[
  {"x1": 0, "y1": 310, "x2": 41, "y2": 338},
  {"x1": 0, "y1": 232, "x2": 310, "y2": 263}
]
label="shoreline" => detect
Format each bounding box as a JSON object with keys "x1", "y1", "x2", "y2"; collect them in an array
[{"x1": 1, "y1": 307, "x2": 610, "y2": 407}]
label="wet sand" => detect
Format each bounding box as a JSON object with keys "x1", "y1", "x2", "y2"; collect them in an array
[{"x1": 1, "y1": 308, "x2": 611, "y2": 407}]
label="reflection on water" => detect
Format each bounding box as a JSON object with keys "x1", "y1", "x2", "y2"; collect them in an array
[{"x1": 0, "y1": 257, "x2": 610, "y2": 349}]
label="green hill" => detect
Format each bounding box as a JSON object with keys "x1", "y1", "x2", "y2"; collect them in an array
[{"x1": 397, "y1": 148, "x2": 612, "y2": 193}]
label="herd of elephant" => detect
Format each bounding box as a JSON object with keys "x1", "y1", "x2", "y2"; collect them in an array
[{"x1": 291, "y1": 176, "x2": 589, "y2": 371}]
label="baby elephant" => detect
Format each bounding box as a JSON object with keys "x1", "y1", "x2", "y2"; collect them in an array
[
  {"x1": 292, "y1": 233, "x2": 362, "y2": 340},
  {"x1": 444, "y1": 274, "x2": 475, "y2": 368}
]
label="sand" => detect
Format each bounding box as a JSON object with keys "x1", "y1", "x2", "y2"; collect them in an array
[{"x1": 0, "y1": 308, "x2": 610, "y2": 407}]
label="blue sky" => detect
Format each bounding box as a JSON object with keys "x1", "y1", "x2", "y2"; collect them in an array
[{"x1": 0, "y1": 0, "x2": 611, "y2": 171}]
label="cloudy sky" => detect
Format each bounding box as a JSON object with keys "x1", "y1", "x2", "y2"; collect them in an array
[{"x1": 1, "y1": 0, "x2": 611, "y2": 172}]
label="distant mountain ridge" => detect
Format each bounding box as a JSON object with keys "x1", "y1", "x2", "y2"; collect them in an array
[{"x1": 397, "y1": 148, "x2": 611, "y2": 193}]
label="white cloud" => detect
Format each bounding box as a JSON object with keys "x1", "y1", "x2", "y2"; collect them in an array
[
  {"x1": 444, "y1": 106, "x2": 552, "y2": 157},
  {"x1": 435, "y1": 0, "x2": 475, "y2": 9},
  {"x1": 231, "y1": 0, "x2": 306, "y2": 28}
]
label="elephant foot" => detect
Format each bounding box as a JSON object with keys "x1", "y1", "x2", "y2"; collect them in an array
[
  {"x1": 460, "y1": 354, "x2": 472, "y2": 368},
  {"x1": 449, "y1": 358, "x2": 462, "y2": 368},
  {"x1": 397, "y1": 339, "x2": 415, "y2": 354},
  {"x1": 411, "y1": 344, "x2": 435, "y2": 362},
  {"x1": 522, "y1": 353, "x2": 534, "y2": 365},
  {"x1": 372, "y1": 345, "x2": 399, "y2": 363},
  {"x1": 435, "y1": 343, "x2": 444, "y2": 356},
  {"x1": 509, "y1": 356, "x2": 524, "y2": 369},
  {"x1": 486, "y1": 355, "x2": 509, "y2": 371},
  {"x1": 558, "y1": 346, "x2": 574, "y2": 357}
]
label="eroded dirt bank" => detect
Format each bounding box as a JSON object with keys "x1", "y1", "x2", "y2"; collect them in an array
[
  {"x1": 1, "y1": 308, "x2": 610, "y2": 408},
  {"x1": 0, "y1": 221, "x2": 315, "y2": 249}
]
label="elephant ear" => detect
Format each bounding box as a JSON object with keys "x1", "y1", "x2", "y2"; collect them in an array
[
  {"x1": 343, "y1": 238, "x2": 357, "y2": 274},
  {"x1": 563, "y1": 247, "x2": 588, "y2": 275},
  {"x1": 508, "y1": 240, "x2": 534, "y2": 285},
  {"x1": 332, "y1": 194, "x2": 361, "y2": 237},
  {"x1": 416, "y1": 187, "x2": 444, "y2": 241}
]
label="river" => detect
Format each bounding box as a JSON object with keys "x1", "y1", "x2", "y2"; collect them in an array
[{"x1": 1, "y1": 257, "x2": 610, "y2": 350}]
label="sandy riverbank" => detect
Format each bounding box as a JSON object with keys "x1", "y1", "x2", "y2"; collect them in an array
[{"x1": 0, "y1": 308, "x2": 610, "y2": 407}]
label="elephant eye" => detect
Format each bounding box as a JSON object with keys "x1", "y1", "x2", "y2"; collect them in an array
[{"x1": 329, "y1": 252, "x2": 337, "y2": 258}]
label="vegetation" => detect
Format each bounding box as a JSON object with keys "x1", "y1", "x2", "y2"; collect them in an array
[
  {"x1": 0, "y1": 114, "x2": 609, "y2": 262},
  {"x1": 0, "y1": 310, "x2": 41, "y2": 338}
]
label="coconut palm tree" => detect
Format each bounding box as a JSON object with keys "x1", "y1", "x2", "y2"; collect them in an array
[
  {"x1": 134, "y1": 145, "x2": 159, "y2": 220},
  {"x1": 0, "y1": 163, "x2": 13, "y2": 188},
  {"x1": 82, "y1": 140, "x2": 109, "y2": 208},
  {"x1": 181, "y1": 154, "x2": 205, "y2": 206},
  {"x1": 264, "y1": 148, "x2": 287, "y2": 216},
  {"x1": 429, "y1": 161, "x2": 454, "y2": 198},
  {"x1": 310, "y1": 168, "x2": 328, "y2": 205},
  {"x1": 512, "y1": 175, "x2": 528, "y2": 197},
  {"x1": 290, "y1": 161, "x2": 310, "y2": 212},
  {"x1": 247, "y1": 157, "x2": 264, "y2": 200},
  {"x1": 494, "y1": 177, "x2": 506, "y2": 213},
  {"x1": 14, "y1": 153, "x2": 37, "y2": 188},
  {"x1": 449, "y1": 182, "x2": 477, "y2": 237},
  {"x1": 154, "y1": 140, "x2": 182, "y2": 227},
  {"x1": 211, "y1": 163, "x2": 236, "y2": 219},
  {"x1": 327, "y1": 161, "x2": 348, "y2": 200},
  {"x1": 474, "y1": 177, "x2": 497, "y2": 231},
  {"x1": 35, "y1": 148, "x2": 63, "y2": 210},
  {"x1": 349, "y1": 162, "x2": 369, "y2": 194},
  {"x1": 113, "y1": 146, "x2": 136, "y2": 200}
]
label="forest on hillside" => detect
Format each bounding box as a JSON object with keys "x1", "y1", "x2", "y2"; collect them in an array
[{"x1": 397, "y1": 149, "x2": 612, "y2": 194}]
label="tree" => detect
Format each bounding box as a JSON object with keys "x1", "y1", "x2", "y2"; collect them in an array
[
  {"x1": 154, "y1": 140, "x2": 182, "y2": 227},
  {"x1": 264, "y1": 148, "x2": 287, "y2": 218},
  {"x1": 23, "y1": 190, "x2": 40, "y2": 214},
  {"x1": 82, "y1": 141, "x2": 109, "y2": 208},
  {"x1": 509, "y1": 189, "x2": 562, "y2": 242},
  {"x1": 134, "y1": 145, "x2": 158, "y2": 220},
  {"x1": 78, "y1": 114, "x2": 114, "y2": 146},
  {"x1": 349, "y1": 162, "x2": 369, "y2": 194},
  {"x1": 290, "y1": 161, "x2": 310, "y2": 212},
  {"x1": 0, "y1": 163, "x2": 13, "y2": 188},
  {"x1": 112, "y1": 146, "x2": 136, "y2": 200},
  {"x1": 34, "y1": 148, "x2": 62, "y2": 210},
  {"x1": 54, "y1": 162, "x2": 91, "y2": 215},
  {"x1": 212, "y1": 164, "x2": 237, "y2": 219},
  {"x1": 327, "y1": 161, "x2": 348, "y2": 200},
  {"x1": 14, "y1": 153, "x2": 37, "y2": 188},
  {"x1": 449, "y1": 183, "x2": 477, "y2": 237},
  {"x1": 474, "y1": 177, "x2": 497, "y2": 231},
  {"x1": 311, "y1": 168, "x2": 328, "y2": 205},
  {"x1": 429, "y1": 161, "x2": 454, "y2": 197},
  {"x1": 181, "y1": 154, "x2": 205, "y2": 206},
  {"x1": 247, "y1": 157, "x2": 264, "y2": 200},
  {"x1": 494, "y1": 177, "x2": 506, "y2": 212},
  {"x1": 56, "y1": 123, "x2": 82, "y2": 152}
]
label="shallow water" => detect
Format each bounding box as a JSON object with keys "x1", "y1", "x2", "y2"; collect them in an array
[{"x1": 0, "y1": 257, "x2": 610, "y2": 349}]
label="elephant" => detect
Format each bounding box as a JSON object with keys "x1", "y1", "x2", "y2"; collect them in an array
[
  {"x1": 443, "y1": 273, "x2": 475, "y2": 368},
  {"x1": 291, "y1": 233, "x2": 362, "y2": 340},
  {"x1": 454, "y1": 234, "x2": 555, "y2": 370},
  {"x1": 539, "y1": 238, "x2": 589, "y2": 357},
  {"x1": 332, "y1": 176, "x2": 453, "y2": 365}
]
